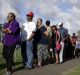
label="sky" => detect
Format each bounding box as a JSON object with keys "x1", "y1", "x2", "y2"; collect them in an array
[{"x1": 0, "y1": 0, "x2": 80, "y2": 35}]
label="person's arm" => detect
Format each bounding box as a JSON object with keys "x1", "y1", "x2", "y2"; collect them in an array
[
  {"x1": 41, "y1": 26, "x2": 48, "y2": 38},
  {"x1": 20, "y1": 24, "x2": 25, "y2": 32},
  {"x1": 70, "y1": 37, "x2": 73, "y2": 45},
  {"x1": 6, "y1": 28, "x2": 12, "y2": 33},
  {"x1": 57, "y1": 31, "x2": 60, "y2": 43},
  {"x1": 28, "y1": 32, "x2": 35, "y2": 41},
  {"x1": 8, "y1": 22, "x2": 20, "y2": 34},
  {"x1": 62, "y1": 29, "x2": 68, "y2": 42},
  {"x1": 2, "y1": 23, "x2": 8, "y2": 33},
  {"x1": 2, "y1": 28, "x2": 8, "y2": 33},
  {"x1": 43, "y1": 31, "x2": 48, "y2": 38},
  {"x1": 2, "y1": 28, "x2": 12, "y2": 33}
]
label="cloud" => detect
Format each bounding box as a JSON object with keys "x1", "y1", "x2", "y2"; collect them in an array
[
  {"x1": 0, "y1": 0, "x2": 80, "y2": 35},
  {"x1": 1, "y1": 0, "x2": 19, "y2": 23}
]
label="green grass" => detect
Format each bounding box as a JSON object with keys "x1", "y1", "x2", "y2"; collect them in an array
[
  {"x1": 63, "y1": 65, "x2": 80, "y2": 75},
  {"x1": 0, "y1": 43, "x2": 22, "y2": 75},
  {"x1": 1, "y1": 43, "x2": 80, "y2": 75}
]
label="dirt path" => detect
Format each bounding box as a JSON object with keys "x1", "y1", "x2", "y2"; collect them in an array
[{"x1": 12, "y1": 58, "x2": 80, "y2": 75}]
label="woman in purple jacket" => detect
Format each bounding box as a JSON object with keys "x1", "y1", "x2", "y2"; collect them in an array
[{"x1": 2, "y1": 12, "x2": 20, "y2": 75}]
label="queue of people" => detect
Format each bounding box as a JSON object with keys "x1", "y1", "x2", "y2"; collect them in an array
[{"x1": 2, "y1": 12, "x2": 78, "y2": 75}]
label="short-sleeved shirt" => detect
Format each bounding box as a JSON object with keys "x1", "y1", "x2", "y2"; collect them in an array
[
  {"x1": 58, "y1": 27, "x2": 68, "y2": 41},
  {"x1": 3, "y1": 20, "x2": 20, "y2": 46},
  {"x1": 21, "y1": 21, "x2": 36, "y2": 42},
  {"x1": 46, "y1": 26, "x2": 52, "y2": 37},
  {"x1": 71, "y1": 36, "x2": 77, "y2": 45},
  {"x1": 35, "y1": 25, "x2": 48, "y2": 45}
]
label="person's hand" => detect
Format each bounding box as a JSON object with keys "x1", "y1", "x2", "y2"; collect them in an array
[
  {"x1": 6, "y1": 28, "x2": 12, "y2": 33},
  {"x1": 6, "y1": 28, "x2": 9, "y2": 31},
  {"x1": 2, "y1": 28, "x2": 7, "y2": 32},
  {"x1": 62, "y1": 39, "x2": 65, "y2": 42},
  {"x1": 56, "y1": 41, "x2": 58, "y2": 44}
]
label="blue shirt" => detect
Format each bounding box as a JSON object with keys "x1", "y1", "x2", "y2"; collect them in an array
[
  {"x1": 3, "y1": 20, "x2": 20, "y2": 46},
  {"x1": 59, "y1": 27, "x2": 68, "y2": 41}
]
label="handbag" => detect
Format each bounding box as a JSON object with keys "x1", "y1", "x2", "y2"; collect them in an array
[{"x1": 55, "y1": 42, "x2": 62, "y2": 51}]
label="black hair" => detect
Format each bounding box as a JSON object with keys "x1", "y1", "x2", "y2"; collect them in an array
[
  {"x1": 73, "y1": 33, "x2": 75, "y2": 35},
  {"x1": 46, "y1": 20, "x2": 50, "y2": 26},
  {"x1": 52, "y1": 25, "x2": 57, "y2": 30}
]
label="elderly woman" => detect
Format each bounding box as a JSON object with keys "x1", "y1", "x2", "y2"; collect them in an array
[{"x1": 2, "y1": 12, "x2": 20, "y2": 75}]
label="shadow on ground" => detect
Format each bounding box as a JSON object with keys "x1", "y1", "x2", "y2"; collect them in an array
[{"x1": 0, "y1": 62, "x2": 23, "y2": 70}]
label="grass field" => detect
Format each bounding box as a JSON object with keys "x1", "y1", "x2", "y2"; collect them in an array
[
  {"x1": 63, "y1": 64, "x2": 80, "y2": 75},
  {"x1": 0, "y1": 43, "x2": 22, "y2": 75},
  {"x1": 0, "y1": 43, "x2": 80, "y2": 75}
]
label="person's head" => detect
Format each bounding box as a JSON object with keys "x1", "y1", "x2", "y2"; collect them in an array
[
  {"x1": 26, "y1": 12, "x2": 34, "y2": 22},
  {"x1": 46, "y1": 20, "x2": 50, "y2": 26},
  {"x1": 52, "y1": 25, "x2": 57, "y2": 31},
  {"x1": 73, "y1": 33, "x2": 76, "y2": 36},
  {"x1": 37, "y1": 18, "x2": 42, "y2": 27},
  {"x1": 7, "y1": 12, "x2": 16, "y2": 23},
  {"x1": 58, "y1": 22, "x2": 63, "y2": 28}
]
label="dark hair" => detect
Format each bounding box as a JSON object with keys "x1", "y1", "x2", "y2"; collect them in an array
[
  {"x1": 73, "y1": 33, "x2": 75, "y2": 35},
  {"x1": 8, "y1": 12, "x2": 16, "y2": 19},
  {"x1": 46, "y1": 20, "x2": 50, "y2": 26},
  {"x1": 38, "y1": 18, "x2": 42, "y2": 22},
  {"x1": 52, "y1": 25, "x2": 57, "y2": 30}
]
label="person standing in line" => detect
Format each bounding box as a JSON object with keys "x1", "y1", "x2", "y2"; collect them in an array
[
  {"x1": 58, "y1": 23, "x2": 68, "y2": 64},
  {"x1": 45, "y1": 20, "x2": 52, "y2": 63},
  {"x1": 21, "y1": 12, "x2": 36, "y2": 69},
  {"x1": 36, "y1": 18, "x2": 48, "y2": 67},
  {"x1": 52, "y1": 25, "x2": 61, "y2": 64},
  {"x1": 71, "y1": 33, "x2": 77, "y2": 58},
  {"x1": 45, "y1": 20, "x2": 52, "y2": 50},
  {"x1": 20, "y1": 23, "x2": 27, "y2": 67},
  {"x1": 2, "y1": 12, "x2": 20, "y2": 75}
]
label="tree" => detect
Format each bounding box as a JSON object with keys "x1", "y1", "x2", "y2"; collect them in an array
[
  {"x1": 77, "y1": 30, "x2": 80, "y2": 41},
  {"x1": 0, "y1": 24, "x2": 2, "y2": 30},
  {"x1": 0, "y1": 24, "x2": 3, "y2": 42},
  {"x1": 78, "y1": 30, "x2": 80, "y2": 36}
]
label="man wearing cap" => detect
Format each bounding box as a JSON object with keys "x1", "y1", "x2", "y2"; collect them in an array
[
  {"x1": 21, "y1": 12, "x2": 36, "y2": 69},
  {"x1": 58, "y1": 23, "x2": 68, "y2": 63}
]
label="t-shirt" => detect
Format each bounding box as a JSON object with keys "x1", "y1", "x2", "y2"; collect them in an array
[
  {"x1": 58, "y1": 27, "x2": 68, "y2": 41},
  {"x1": 35, "y1": 25, "x2": 48, "y2": 45},
  {"x1": 33, "y1": 28, "x2": 41, "y2": 44},
  {"x1": 46, "y1": 26, "x2": 52, "y2": 37},
  {"x1": 71, "y1": 36, "x2": 77, "y2": 45},
  {"x1": 20, "y1": 21, "x2": 36, "y2": 42}
]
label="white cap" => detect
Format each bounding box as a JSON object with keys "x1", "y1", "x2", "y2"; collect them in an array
[{"x1": 58, "y1": 22, "x2": 63, "y2": 26}]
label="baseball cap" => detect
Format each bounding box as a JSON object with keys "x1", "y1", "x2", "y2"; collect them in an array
[
  {"x1": 58, "y1": 22, "x2": 63, "y2": 26},
  {"x1": 27, "y1": 12, "x2": 34, "y2": 17}
]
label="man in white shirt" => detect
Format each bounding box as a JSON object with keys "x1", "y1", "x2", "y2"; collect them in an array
[{"x1": 21, "y1": 12, "x2": 36, "y2": 69}]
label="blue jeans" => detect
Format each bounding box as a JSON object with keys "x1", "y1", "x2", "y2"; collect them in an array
[
  {"x1": 21, "y1": 41, "x2": 27, "y2": 66},
  {"x1": 25, "y1": 40, "x2": 33, "y2": 68}
]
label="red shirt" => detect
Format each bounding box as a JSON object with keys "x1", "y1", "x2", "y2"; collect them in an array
[{"x1": 71, "y1": 36, "x2": 77, "y2": 46}]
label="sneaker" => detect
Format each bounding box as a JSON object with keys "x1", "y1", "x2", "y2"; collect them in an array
[
  {"x1": 60, "y1": 61, "x2": 63, "y2": 64},
  {"x1": 5, "y1": 71, "x2": 11, "y2": 75},
  {"x1": 25, "y1": 66, "x2": 33, "y2": 70}
]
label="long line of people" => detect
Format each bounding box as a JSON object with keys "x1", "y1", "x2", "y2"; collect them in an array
[{"x1": 2, "y1": 12, "x2": 78, "y2": 75}]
